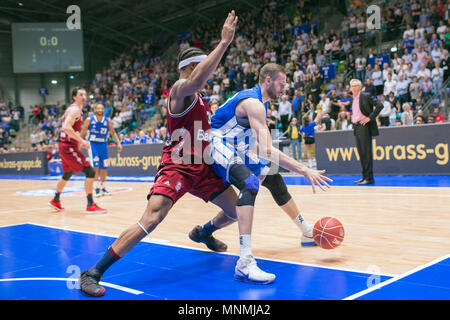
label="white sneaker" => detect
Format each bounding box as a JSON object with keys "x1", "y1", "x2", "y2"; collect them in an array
[
  {"x1": 300, "y1": 222, "x2": 317, "y2": 247},
  {"x1": 234, "y1": 255, "x2": 275, "y2": 285}
]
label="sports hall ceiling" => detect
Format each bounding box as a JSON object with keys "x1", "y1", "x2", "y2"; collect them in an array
[{"x1": 0, "y1": 0, "x2": 265, "y2": 55}]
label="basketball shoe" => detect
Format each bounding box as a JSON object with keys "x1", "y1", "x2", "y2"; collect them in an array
[
  {"x1": 188, "y1": 225, "x2": 227, "y2": 252},
  {"x1": 79, "y1": 269, "x2": 105, "y2": 297},
  {"x1": 100, "y1": 188, "x2": 111, "y2": 196},
  {"x1": 234, "y1": 255, "x2": 276, "y2": 285},
  {"x1": 94, "y1": 187, "x2": 102, "y2": 197},
  {"x1": 86, "y1": 203, "x2": 107, "y2": 214},
  {"x1": 300, "y1": 221, "x2": 317, "y2": 247},
  {"x1": 48, "y1": 199, "x2": 64, "y2": 211}
]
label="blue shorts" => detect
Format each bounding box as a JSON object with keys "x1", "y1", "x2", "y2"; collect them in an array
[
  {"x1": 209, "y1": 136, "x2": 270, "y2": 184},
  {"x1": 89, "y1": 142, "x2": 109, "y2": 169}
]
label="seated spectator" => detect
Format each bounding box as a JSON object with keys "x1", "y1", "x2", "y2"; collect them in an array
[
  {"x1": 415, "y1": 115, "x2": 425, "y2": 125},
  {"x1": 158, "y1": 126, "x2": 169, "y2": 143},
  {"x1": 318, "y1": 112, "x2": 334, "y2": 131},
  {"x1": 432, "y1": 107, "x2": 444, "y2": 123}
]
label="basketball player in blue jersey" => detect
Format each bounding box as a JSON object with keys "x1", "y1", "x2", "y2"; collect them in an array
[
  {"x1": 81, "y1": 103, "x2": 122, "y2": 197},
  {"x1": 209, "y1": 63, "x2": 333, "y2": 284}
]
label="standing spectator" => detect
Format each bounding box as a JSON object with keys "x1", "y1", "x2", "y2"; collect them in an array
[
  {"x1": 300, "y1": 110, "x2": 323, "y2": 168},
  {"x1": 383, "y1": 73, "x2": 397, "y2": 96},
  {"x1": 278, "y1": 94, "x2": 292, "y2": 132},
  {"x1": 396, "y1": 74, "x2": 410, "y2": 105},
  {"x1": 409, "y1": 76, "x2": 422, "y2": 105},
  {"x1": 431, "y1": 60, "x2": 444, "y2": 92},
  {"x1": 378, "y1": 94, "x2": 392, "y2": 127},
  {"x1": 371, "y1": 64, "x2": 384, "y2": 96},
  {"x1": 363, "y1": 78, "x2": 377, "y2": 97},
  {"x1": 401, "y1": 103, "x2": 414, "y2": 126},
  {"x1": 286, "y1": 117, "x2": 302, "y2": 161},
  {"x1": 30, "y1": 130, "x2": 39, "y2": 148},
  {"x1": 355, "y1": 53, "x2": 366, "y2": 81},
  {"x1": 291, "y1": 90, "x2": 304, "y2": 120},
  {"x1": 421, "y1": 75, "x2": 433, "y2": 100}
]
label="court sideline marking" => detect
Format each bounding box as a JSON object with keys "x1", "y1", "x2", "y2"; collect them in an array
[
  {"x1": 0, "y1": 277, "x2": 144, "y2": 295},
  {"x1": 343, "y1": 253, "x2": 450, "y2": 300}
]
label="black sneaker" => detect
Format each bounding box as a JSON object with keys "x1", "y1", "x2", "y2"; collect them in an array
[
  {"x1": 79, "y1": 269, "x2": 105, "y2": 297},
  {"x1": 101, "y1": 188, "x2": 111, "y2": 196},
  {"x1": 94, "y1": 188, "x2": 101, "y2": 198},
  {"x1": 188, "y1": 225, "x2": 228, "y2": 252}
]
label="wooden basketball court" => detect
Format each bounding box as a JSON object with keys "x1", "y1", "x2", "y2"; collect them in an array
[{"x1": 1, "y1": 177, "x2": 449, "y2": 277}]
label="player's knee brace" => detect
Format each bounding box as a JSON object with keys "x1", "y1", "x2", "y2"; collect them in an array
[
  {"x1": 228, "y1": 164, "x2": 259, "y2": 207},
  {"x1": 62, "y1": 171, "x2": 74, "y2": 181},
  {"x1": 262, "y1": 173, "x2": 292, "y2": 206},
  {"x1": 82, "y1": 166, "x2": 96, "y2": 178}
]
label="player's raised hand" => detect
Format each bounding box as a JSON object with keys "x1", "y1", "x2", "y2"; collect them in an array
[
  {"x1": 221, "y1": 10, "x2": 238, "y2": 46},
  {"x1": 303, "y1": 168, "x2": 333, "y2": 194}
]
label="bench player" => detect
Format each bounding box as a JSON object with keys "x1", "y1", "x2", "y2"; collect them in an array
[
  {"x1": 78, "y1": 11, "x2": 239, "y2": 297},
  {"x1": 48, "y1": 87, "x2": 107, "y2": 213}
]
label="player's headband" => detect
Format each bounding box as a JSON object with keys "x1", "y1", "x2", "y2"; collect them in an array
[{"x1": 178, "y1": 55, "x2": 207, "y2": 70}]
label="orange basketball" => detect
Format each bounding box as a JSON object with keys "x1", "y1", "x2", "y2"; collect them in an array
[{"x1": 313, "y1": 217, "x2": 345, "y2": 249}]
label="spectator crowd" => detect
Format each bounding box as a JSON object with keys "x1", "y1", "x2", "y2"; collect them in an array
[{"x1": 1, "y1": 0, "x2": 449, "y2": 166}]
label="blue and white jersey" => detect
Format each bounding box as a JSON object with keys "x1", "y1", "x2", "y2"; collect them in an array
[
  {"x1": 210, "y1": 85, "x2": 267, "y2": 153},
  {"x1": 209, "y1": 85, "x2": 270, "y2": 183},
  {"x1": 88, "y1": 115, "x2": 109, "y2": 143}
]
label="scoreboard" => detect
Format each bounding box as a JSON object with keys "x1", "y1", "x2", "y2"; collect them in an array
[{"x1": 11, "y1": 22, "x2": 84, "y2": 73}]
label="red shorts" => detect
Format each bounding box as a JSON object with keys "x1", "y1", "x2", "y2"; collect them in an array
[
  {"x1": 148, "y1": 162, "x2": 229, "y2": 204},
  {"x1": 59, "y1": 142, "x2": 90, "y2": 173}
]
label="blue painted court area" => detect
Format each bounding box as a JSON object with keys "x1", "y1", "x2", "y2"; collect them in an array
[
  {"x1": 0, "y1": 224, "x2": 396, "y2": 300},
  {"x1": 1, "y1": 174, "x2": 449, "y2": 187},
  {"x1": 348, "y1": 255, "x2": 450, "y2": 300}
]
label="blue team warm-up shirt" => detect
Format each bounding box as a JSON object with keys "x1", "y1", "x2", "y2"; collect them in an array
[
  {"x1": 88, "y1": 115, "x2": 110, "y2": 169},
  {"x1": 209, "y1": 85, "x2": 270, "y2": 184}
]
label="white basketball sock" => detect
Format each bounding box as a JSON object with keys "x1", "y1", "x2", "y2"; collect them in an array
[
  {"x1": 239, "y1": 234, "x2": 253, "y2": 259},
  {"x1": 292, "y1": 213, "x2": 312, "y2": 234}
]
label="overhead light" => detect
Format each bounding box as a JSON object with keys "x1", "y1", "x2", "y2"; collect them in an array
[
  {"x1": 69, "y1": 75, "x2": 75, "y2": 79},
  {"x1": 89, "y1": 94, "x2": 94, "y2": 99},
  {"x1": 18, "y1": 2, "x2": 23, "y2": 6},
  {"x1": 391, "y1": 46, "x2": 397, "y2": 53},
  {"x1": 51, "y1": 80, "x2": 58, "y2": 84}
]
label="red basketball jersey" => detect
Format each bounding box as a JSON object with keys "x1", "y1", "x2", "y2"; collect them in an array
[
  {"x1": 59, "y1": 104, "x2": 83, "y2": 146},
  {"x1": 162, "y1": 88, "x2": 211, "y2": 164}
]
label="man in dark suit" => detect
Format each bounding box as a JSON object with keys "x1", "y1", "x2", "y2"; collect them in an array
[{"x1": 350, "y1": 79, "x2": 383, "y2": 185}]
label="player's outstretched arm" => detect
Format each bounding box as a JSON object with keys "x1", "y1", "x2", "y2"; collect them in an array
[
  {"x1": 244, "y1": 99, "x2": 332, "y2": 194},
  {"x1": 171, "y1": 10, "x2": 238, "y2": 101}
]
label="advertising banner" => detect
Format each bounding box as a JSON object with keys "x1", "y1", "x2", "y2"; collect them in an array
[{"x1": 315, "y1": 123, "x2": 450, "y2": 175}]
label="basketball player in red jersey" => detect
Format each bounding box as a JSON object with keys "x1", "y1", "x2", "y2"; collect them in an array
[
  {"x1": 78, "y1": 11, "x2": 239, "y2": 297},
  {"x1": 48, "y1": 87, "x2": 107, "y2": 213}
]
